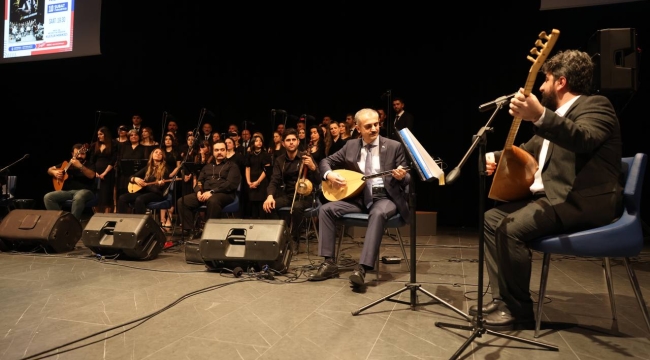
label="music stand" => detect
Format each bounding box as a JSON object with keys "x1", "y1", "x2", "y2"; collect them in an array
[
  {"x1": 433, "y1": 103, "x2": 557, "y2": 358},
  {"x1": 351, "y1": 128, "x2": 469, "y2": 321}
]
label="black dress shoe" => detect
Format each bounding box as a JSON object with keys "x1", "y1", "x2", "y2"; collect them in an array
[
  {"x1": 308, "y1": 260, "x2": 339, "y2": 281},
  {"x1": 349, "y1": 266, "x2": 366, "y2": 287},
  {"x1": 469, "y1": 299, "x2": 503, "y2": 316},
  {"x1": 476, "y1": 304, "x2": 535, "y2": 331}
]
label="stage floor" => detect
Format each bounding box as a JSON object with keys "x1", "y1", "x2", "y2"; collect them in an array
[{"x1": 0, "y1": 226, "x2": 648, "y2": 360}]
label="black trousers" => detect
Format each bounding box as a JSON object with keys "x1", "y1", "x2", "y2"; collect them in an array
[
  {"x1": 177, "y1": 192, "x2": 236, "y2": 231},
  {"x1": 483, "y1": 195, "x2": 562, "y2": 318},
  {"x1": 269, "y1": 192, "x2": 314, "y2": 240},
  {"x1": 117, "y1": 191, "x2": 166, "y2": 214}
]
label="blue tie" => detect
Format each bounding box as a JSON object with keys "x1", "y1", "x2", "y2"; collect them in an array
[{"x1": 364, "y1": 144, "x2": 376, "y2": 208}]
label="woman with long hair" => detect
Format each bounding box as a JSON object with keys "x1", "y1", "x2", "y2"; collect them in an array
[
  {"x1": 90, "y1": 126, "x2": 117, "y2": 213},
  {"x1": 245, "y1": 134, "x2": 271, "y2": 219},
  {"x1": 160, "y1": 133, "x2": 181, "y2": 228},
  {"x1": 116, "y1": 148, "x2": 170, "y2": 214},
  {"x1": 140, "y1": 127, "x2": 159, "y2": 158},
  {"x1": 308, "y1": 124, "x2": 326, "y2": 165}
]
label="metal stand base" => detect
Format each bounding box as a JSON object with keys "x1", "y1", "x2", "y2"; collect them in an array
[{"x1": 435, "y1": 320, "x2": 558, "y2": 359}]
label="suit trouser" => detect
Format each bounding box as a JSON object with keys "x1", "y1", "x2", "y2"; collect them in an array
[
  {"x1": 483, "y1": 195, "x2": 561, "y2": 317},
  {"x1": 318, "y1": 198, "x2": 396, "y2": 268}
]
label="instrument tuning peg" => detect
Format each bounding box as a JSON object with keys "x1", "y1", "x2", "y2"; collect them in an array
[
  {"x1": 535, "y1": 39, "x2": 544, "y2": 47},
  {"x1": 539, "y1": 31, "x2": 549, "y2": 40},
  {"x1": 527, "y1": 55, "x2": 536, "y2": 63},
  {"x1": 530, "y1": 47, "x2": 541, "y2": 56}
]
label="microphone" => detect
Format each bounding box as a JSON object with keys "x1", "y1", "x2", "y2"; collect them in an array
[
  {"x1": 380, "y1": 89, "x2": 391, "y2": 99},
  {"x1": 96, "y1": 110, "x2": 117, "y2": 115},
  {"x1": 299, "y1": 114, "x2": 315, "y2": 122},
  {"x1": 203, "y1": 108, "x2": 216, "y2": 117},
  {"x1": 23, "y1": 154, "x2": 29, "y2": 160},
  {"x1": 272, "y1": 109, "x2": 287, "y2": 114},
  {"x1": 478, "y1": 92, "x2": 517, "y2": 112},
  {"x1": 243, "y1": 120, "x2": 256, "y2": 126}
]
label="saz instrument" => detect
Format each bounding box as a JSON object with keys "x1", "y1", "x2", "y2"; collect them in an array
[
  {"x1": 53, "y1": 144, "x2": 89, "y2": 191},
  {"x1": 290, "y1": 151, "x2": 314, "y2": 214},
  {"x1": 322, "y1": 167, "x2": 409, "y2": 202},
  {"x1": 128, "y1": 177, "x2": 181, "y2": 193},
  {"x1": 488, "y1": 29, "x2": 560, "y2": 202}
]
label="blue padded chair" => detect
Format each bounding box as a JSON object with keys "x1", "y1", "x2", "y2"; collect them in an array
[
  {"x1": 146, "y1": 182, "x2": 175, "y2": 223},
  {"x1": 335, "y1": 213, "x2": 410, "y2": 276},
  {"x1": 195, "y1": 184, "x2": 241, "y2": 229},
  {"x1": 529, "y1": 153, "x2": 650, "y2": 338},
  {"x1": 278, "y1": 186, "x2": 322, "y2": 254}
]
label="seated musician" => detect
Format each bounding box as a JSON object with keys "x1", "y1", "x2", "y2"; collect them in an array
[
  {"x1": 308, "y1": 109, "x2": 410, "y2": 289},
  {"x1": 117, "y1": 148, "x2": 170, "y2": 214},
  {"x1": 44, "y1": 144, "x2": 97, "y2": 220},
  {"x1": 477, "y1": 50, "x2": 623, "y2": 330},
  {"x1": 176, "y1": 141, "x2": 241, "y2": 236},
  {"x1": 263, "y1": 128, "x2": 321, "y2": 248}
]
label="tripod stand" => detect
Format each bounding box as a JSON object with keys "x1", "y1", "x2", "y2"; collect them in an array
[
  {"x1": 434, "y1": 103, "x2": 558, "y2": 359},
  {"x1": 352, "y1": 127, "x2": 469, "y2": 319}
]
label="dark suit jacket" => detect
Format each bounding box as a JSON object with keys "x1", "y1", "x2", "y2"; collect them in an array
[
  {"x1": 320, "y1": 136, "x2": 411, "y2": 221},
  {"x1": 494, "y1": 95, "x2": 623, "y2": 231},
  {"x1": 392, "y1": 111, "x2": 414, "y2": 140}
]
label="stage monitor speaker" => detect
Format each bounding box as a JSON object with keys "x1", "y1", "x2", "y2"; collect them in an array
[
  {"x1": 0, "y1": 210, "x2": 81, "y2": 253},
  {"x1": 588, "y1": 28, "x2": 638, "y2": 93},
  {"x1": 199, "y1": 219, "x2": 292, "y2": 273},
  {"x1": 81, "y1": 213, "x2": 166, "y2": 260}
]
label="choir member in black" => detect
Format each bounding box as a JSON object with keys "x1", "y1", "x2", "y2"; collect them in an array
[
  {"x1": 245, "y1": 134, "x2": 272, "y2": 219},
  {"x1": 90, "y1": 126, "x2": 118, "y2": 213},
  {"x1": 117, "y1": 149, "x2": 171, "y2": 214},
  {"x1": 140, "y1": 127, "x2": 159, "y2": 158},
  {"x1": 181, "y1": 140, "x2": 212, "y2": 200},
  {"x1": 263, "y1": 129, "x2": 321, "y2": 244},
  {"x1": 176, "y1": 141, "x2": 241, "y2": 234},
  {"x1": 160, "y1": 133, "x2": 181, "y2": 228},
  {"x1": 116, "y1": 129, "x2": 147, "y2": 200},
  {"x1": 328, "y1": 121, "x2": 346, "y2": 155},
  {"x1": 308, "y1": 124, "x2": 326, "y2": 165}
]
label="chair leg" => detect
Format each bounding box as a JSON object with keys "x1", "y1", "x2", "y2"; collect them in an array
[
  {"x1": 309, "y1": 217, "x2": 319, "y2": 255},
  {"x1": 624, "y1": 257, "x2": 650, "y2": 334},
  {"x1": 603, "y1": 257, "x2": 617, "y2": 321},
  {"x1": 535, "y1": 252, "x2": 552, "y2": 338},
  {"x1": 394, "y1": 227, "x2": 411, "y2": 272}
]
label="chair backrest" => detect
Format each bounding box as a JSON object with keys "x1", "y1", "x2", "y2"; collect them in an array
[{"x1": 622, "y1": 153, "x2": 647, "y2": 216}]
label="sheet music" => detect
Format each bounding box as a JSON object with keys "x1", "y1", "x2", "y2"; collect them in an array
[{"x1": 399, "y1": 128, "x2": 444, "y2": 182}]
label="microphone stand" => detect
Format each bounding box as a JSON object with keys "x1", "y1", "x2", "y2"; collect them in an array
[
  {"x1": 434, "y1": 102, "x2": 558, "y2": 359},
  {"x1": 175, "y1": 108, "x2": 207, "y2": 242},
  {"x1": 351, "y1": 122, "x2": 469, "y2": 320}
]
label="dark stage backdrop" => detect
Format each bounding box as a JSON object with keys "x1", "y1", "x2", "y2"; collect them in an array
[{"x1": 1, "y1": 1, "x2": 648, "y2": 229}]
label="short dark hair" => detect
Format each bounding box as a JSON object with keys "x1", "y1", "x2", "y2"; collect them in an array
[
  {"x1": 212, "y1": 140, "x2": 226, "y2": 148},
  {"x1": 541, "y1": 50, "x2": 594, "y2": 95},
  {"x1": 282, "y1": 128, "x2": 298, "y2": 140}
]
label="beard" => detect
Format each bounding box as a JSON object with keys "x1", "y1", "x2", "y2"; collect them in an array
[{"x1": 540, "y1": 87, "x2": 559, "y2": 111}]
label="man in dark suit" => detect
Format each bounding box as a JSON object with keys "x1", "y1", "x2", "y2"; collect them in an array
[
  {"x1": 391, "y1": 97, "x2": 414, "y2": 140},
  {"x1": 477, "y1": 50, "x2": 623, "y2": 330},
  {"x1": 309, "y1": 109, "x2": 410, "y2": 288}
]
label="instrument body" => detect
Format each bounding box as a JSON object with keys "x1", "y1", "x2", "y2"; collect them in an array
[
  {"x1": 290, "y1": 151, "x2": 314, "y2": 213},
  {"x1": 53, "y1": 144, "x2": 89, "y2": 191},
  {"x1": 322, "y1": 167, "x2": 409, "y2": 202},
  {"x1": 488, "y1": 29, "x2": 560, "y2": 202},
  {"x1": 128, "y1": 177, "x2": 181, "y2": 193}
]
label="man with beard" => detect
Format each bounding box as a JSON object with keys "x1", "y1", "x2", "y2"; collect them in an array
[
  {"x1": 263, "y1": 129, "x2": 321, "y2": 247},
  {"x1": 474, "y1": 50, "x2": 623, "y2": 330},
  {"x1": 308, "y1": 109, "x2": 410, "y2": 289},
  {"x1": 176, "y1": 141, "x2": 241, "y2": 236}
]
